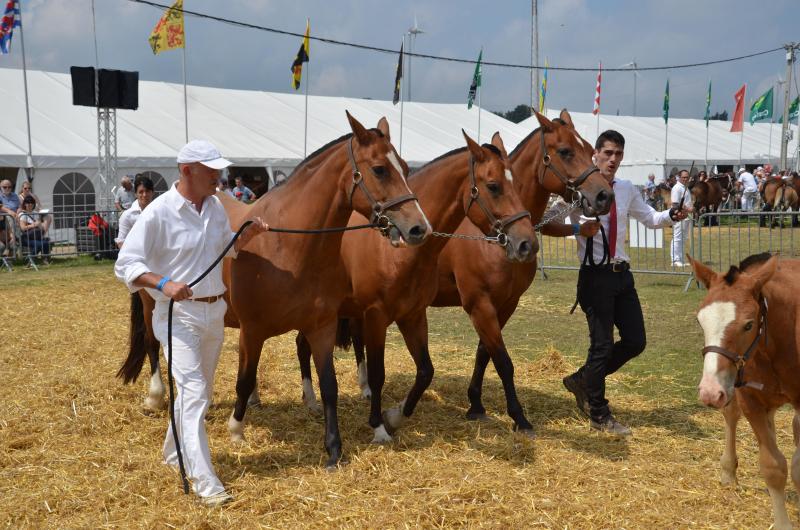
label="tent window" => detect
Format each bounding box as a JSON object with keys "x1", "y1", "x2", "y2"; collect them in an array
[
  {"x1": 53, "y1": 172, "x2": 95, "y2": 229},
  {"x1": 140, "y1": 171, "x2": 168, "y2": 197}
]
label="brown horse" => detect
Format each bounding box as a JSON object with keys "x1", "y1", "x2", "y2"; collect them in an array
[
  {"x1": 690, "y1": 253, "x2": 800, "y2": 530},
  {"x1": 296, "y1": 131, "x2": 536, "y2": 442},
  {"x1": 761, "y1": 178, "x2": 800, "y2": 228},
  {"x1": 117, "y1": 290, "x2": 164, "y2": 411},
  {"x1": 691, "y1": 174, "x2": 733, "y2": 225},
  {"x1": 654, "y1": 182, "x2": 672, "y2": 211}
]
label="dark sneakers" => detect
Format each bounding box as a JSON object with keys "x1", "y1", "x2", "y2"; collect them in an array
[
  {"x1": 562, "y1": 372, "x2": 590, "y2": 417},
  {"x1": 590, "y1": 414, "x2": 632, "y2": 437}
]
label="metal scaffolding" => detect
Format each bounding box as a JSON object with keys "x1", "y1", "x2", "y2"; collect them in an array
[{"x1": 97, "y1": 107, "x2": 117, "y2": 211}]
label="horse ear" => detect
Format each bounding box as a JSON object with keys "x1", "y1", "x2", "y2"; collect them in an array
[
  {"x1": 376, "y1": 117, "x2": 391, "y2": 141},
  {"x1": 490, "y1": 132, "x2": 508, "y2": 158},
  {"x1": 534, "y1": 111, "x2": 555, "y2": 132},
  {"x1": 559, "y1": 109, "x2": 575, "y2": 128},
  {"x1": 346, "y1": 110, "x2": 371, "y2": 145},
  {"x1": 688, "y1": 255, "x2": 716, "y2": 289},
  {"x1": 462, "y1": 129, "x2": 485, "y2": 163},
  {"x1": 749, "y1": 256, "x2": 778, "y2": 294}
]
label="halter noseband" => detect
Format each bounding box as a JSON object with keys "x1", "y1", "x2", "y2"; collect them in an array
[
  {"x1": 346, "y1": 136, "x2": 419, "y2": 231},
  {"x1": 465, "y1": 155, "x2": 531, "y2": 247},
  {"x1": 701, "y1": 296, "x2": 768, "y2": 390},
  {"x1": 539, "y1": 128, "x2": 599, "y2": 205}
]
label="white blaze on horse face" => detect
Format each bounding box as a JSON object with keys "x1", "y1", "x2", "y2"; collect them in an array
[
  {"x1": 697, "y1": 301, "x2": 737, "y2": 403},
  {"x1": 504, "y1": 169, "x2": 514, "y2": 183},
  {"x1": 387, "y1": 150, "x2": 432, "y2": 233}
]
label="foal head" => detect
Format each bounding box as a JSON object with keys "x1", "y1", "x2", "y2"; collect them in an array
[
  {"x1": 462, "y1": 130, "x2": 537, "y2": 262},
  {"x1": 345, "y1": 111, "x2": 431, "y2": 247},
  {"x1": 690, "y1": 254, "x2": 777, "y2": 408}
]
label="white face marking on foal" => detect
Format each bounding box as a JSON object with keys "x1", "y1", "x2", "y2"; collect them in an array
[
  {"x1": 697, "y1": 301, "x2": 737, "y2": 376},
  {"x1": 504, "y1": 169, "x2": 514, "y2": 183},
  {"x1": 387, "y1": 151, "x2": 406, "y2": 181},
  {"x1": 574, "y1": 133, "x2": 583, "y2": 146}
]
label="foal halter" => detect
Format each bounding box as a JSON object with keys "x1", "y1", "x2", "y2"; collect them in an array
[
  {"x1": 539, "y1": 128, "x2": 600, "y2": 207},
  {"x1": 465, "y1": 156, "x2": 531, "y2": 247},
  {"x1": 701, "y1": 296, "x2": 768, "y2": 390},
  {"x1": 346, "y1": 137, "x2": 419, "y2": 231}
]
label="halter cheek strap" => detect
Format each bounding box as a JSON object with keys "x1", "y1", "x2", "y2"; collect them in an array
[{"x1": 538, "y1": 128, "x2": 600, "y2": 203}]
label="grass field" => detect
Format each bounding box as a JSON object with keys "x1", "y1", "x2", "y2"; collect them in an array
[{"x1": 0, "y1": 263, "x2": 797, "y2": 528}]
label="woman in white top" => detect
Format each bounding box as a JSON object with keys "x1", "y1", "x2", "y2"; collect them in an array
[
  {"x1": 116, "y1": 174, "x2": 155, "y2": 248},
  {"x1": 17, "y1": 195, "x2": 52, "y2": 264}
]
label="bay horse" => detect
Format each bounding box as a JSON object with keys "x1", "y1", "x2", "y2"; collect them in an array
[
  {"x1": 296, "y1": 131, "x2": 536, "y2": 443},
  {"x1": 117, "y1": 290, "x2": 164, "y2": 411},
  {"x1": 690, "y1": 253, "x2": 800, "y2": 530},
  {"x1": 691, "y1": 174, "x2": 731, "y2": 226},
  {"x1": 761, "y1": 178, "x2": 799, "y2": 228},
  {"x1": 654, "y1": 182, "x2": 672, "y2": 211}
]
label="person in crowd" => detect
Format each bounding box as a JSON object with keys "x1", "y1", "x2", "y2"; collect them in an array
[
  {"x1": 0, "y1": 179, "x2": 21, "y2": 216},
  {"x1": 644, "y1": 173, "x2": 657, "y2": 208},
  {"x1": 17, "y1": 195, "x2": 51, "y2": 265},
  {"x1": 18, "y1": 181, "x2": 41, "y2": 209},
  {"x1": 114, "y1": 176, "x2": 136, "y2": 212},
  {"x1": 697, "y1": 170, "x2": 708, "y2": 183},
  {"x1": 670, "y1": 170, "x2": 694, "y2": 267},
  {"x1": 737, "y1": 167, "x2": 759, "y2": 211},
  {"x1": 115, "y1": 140, "x2": 268, "y2": 506},
  {"x1": 232, "y1": 176, "x2": 254, "y2": 203},
  {"x1": 558, "y1": 130, "x2": 688, "y2": 437},
  {"x1": 218, "y1": 177, "x2": 235, "y2": 198},
  {"x1": 0, "y1": 214, "x2": 12, "y2": 258},
  {"x1": 116, "y1": 174, "x2": 155, "y2": 248}
]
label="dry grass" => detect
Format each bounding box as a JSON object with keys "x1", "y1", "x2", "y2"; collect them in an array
[{"x1": 0, "y1": 264, "x2": 797, "y2": 528}]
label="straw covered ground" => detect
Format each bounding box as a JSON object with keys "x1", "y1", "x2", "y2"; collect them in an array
[{"x1": 1, "y1": 264, "x2": 797, "y2": 528}]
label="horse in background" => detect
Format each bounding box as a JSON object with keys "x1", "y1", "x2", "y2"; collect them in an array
[
  {"x1": 691, "y1": 173, "x2": 733, "y2": 226},
  {"x1": 690, "y1": 253, "x2": 800, "y2": 530},
  {"x1": 760, "y1": 178, "x2": 799, "y2": 228},
  {"x1": 653, "y1": 182, "x2": 672, "y2": 211},
  {"x1": 117, "y1": 291, "x2": 164, "y2": 411}
]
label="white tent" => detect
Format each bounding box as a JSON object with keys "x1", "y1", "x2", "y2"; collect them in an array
[{"x1": 519, "y1": 110, "x2": 799, "y2": 185}]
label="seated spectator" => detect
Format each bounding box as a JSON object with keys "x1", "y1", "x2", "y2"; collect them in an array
[
  {"x1": 0, "y1": 215, "x2": 13, "y2": 257},
  {"x1": 18, "y1": 181, "x2": 40, "y2": 210},
  {"x1": 232, "y1": 176, "x2": 255, "y2": 203},
  {"x1": 88, "y1": 211, "x2": 115, "y2": 260},
  {"x1": 17, "y1": 195, "x2": 51, "y2": 265},
  {"x1": 116, "y1": 174, "x2": 154, "y2": 248},
  {"x1": 0, "y1": 179, "x2": 20, "y2": 216}
]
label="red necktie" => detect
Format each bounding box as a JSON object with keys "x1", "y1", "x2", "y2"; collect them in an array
[{"x1": 608, "y1": 182, "x2": 617, "y2": 258}]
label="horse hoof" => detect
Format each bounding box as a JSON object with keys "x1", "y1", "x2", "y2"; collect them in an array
[
  {"x1": 144, "y1": 395, "x2": 166, "y2": 411},
  {"x1": 513, "y1": 426, "x2": 537, "y2": 439},
  {"x1": 720, "y1": 472, "x2": 738, "y2": 487},
  {"x1": 361, "y1": 387, "x2": 372, "y2": 399},
  {"x1": 247, "y1": 398, "x2": 262, "y2": 408},
  {"x1": 383, "y1": 401, "x2": 406, "y2": 432},
  {"x1": 371, "y1": 424, "x2": 393, "y2": 444},
  {"x1": 228, "y1": 414, "x2": 245, "y2": 443},
  {"x1": 465, "y1": 409, "x2": 488, "y2": 421},
  {"x1": 304, "y1": 398, "x2": 322, "y2": 416},
  {"x1": 325, "y1": 454, "x2": 344, "y2": 470}
]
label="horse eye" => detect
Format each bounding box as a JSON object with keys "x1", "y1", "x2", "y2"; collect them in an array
[
  {"x1": 486, "y1": 182, "x2": 500, "y2": 194},
  {"x1": 371, "y1": 166, "x2": 387, "y2": 178},
  {"x1": 558, "y1": 148, "x2": 573, "y2": 158},
  {"x1": 744, "y1": 321, "x2": 753, "y2": 331}
]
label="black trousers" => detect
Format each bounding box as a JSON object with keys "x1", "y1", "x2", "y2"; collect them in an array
[{"x1": 576, "y1": 266, "x2": 646, "y2": 421}]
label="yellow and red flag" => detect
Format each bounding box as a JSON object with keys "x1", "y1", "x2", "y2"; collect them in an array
[{"x1": 148, "y1": 0, "x2": 185, "y2": 55}]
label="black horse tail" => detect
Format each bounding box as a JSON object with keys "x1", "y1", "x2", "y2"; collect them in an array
[
  {"x1": 117, "y1": 293, "x2": 148, "y2": 384},
  {"x1": 335, "y1": 318, "x2": 353, "y2": 351}
]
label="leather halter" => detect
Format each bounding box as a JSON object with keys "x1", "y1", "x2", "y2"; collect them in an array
[
  {"x1": 701, "y1": 296, "x2": 768, "y2": 390},
  {"x1": 465, "y1": 155, "x2": 531, "y2": 247},
  {"x1": 539, "y1": 128, "x2": 600, "y2": 204},
  {"x1": 346, "y1": 136, "x2": 419, "y2": 230}
]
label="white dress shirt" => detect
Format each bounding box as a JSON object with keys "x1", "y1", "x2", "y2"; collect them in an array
[
  {"x1": 737, "y1": 171, "x2": 758, "y2": 193},
  {"x1": 114, "y1": 200, "x2": 142, "y2": 245},
  {"x1": 115, "y1": 184, "x2": 236, "y2": 302},
  {"x1": 569, "y1": 178, "x2": 674, "y2": 264},
  {"x1": 670, "y1": 181, "x2": 693, "y2": 210}
]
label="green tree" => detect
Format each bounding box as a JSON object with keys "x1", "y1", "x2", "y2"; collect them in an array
[
  {"x1": 709, "y1": 110, "x2": 728, "y2": 121},
  {"x1": 493, "y1": 104, "x2": 532, "y2": 124}
]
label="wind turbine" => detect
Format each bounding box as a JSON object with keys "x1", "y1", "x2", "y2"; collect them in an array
[
  {"x1": 406, "y1": 15, "x2": 424, "y2": 101},
  {"x1": 620, "y1": 59, "x2": 640, "y2": 116}
]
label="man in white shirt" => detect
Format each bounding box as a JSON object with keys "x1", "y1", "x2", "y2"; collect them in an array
[
  {"x1": 669, "y1": 170, "x2": 694, "y2": 266},
  {"x1": 737, "y1": 167, "x2": 758, "y2": 211},
  {"x1": 114, "y1": 176, "x2": 136, "y2": 212},
  {"x1": 115, "y1": 140, "x2": 268, "y2": 506},
  {"x1": 560, "y1": 130, "x2": 688, "y2": 436}
]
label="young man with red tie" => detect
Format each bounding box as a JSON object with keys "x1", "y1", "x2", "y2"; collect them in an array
[{"x1": 560, "y1": 130, "x2": 687, "y2": 436}]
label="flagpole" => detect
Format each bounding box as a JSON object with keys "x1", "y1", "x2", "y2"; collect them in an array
[
  {"x1": 663, "y1": 120, "x2": 669, "y2": 179},
  {"x1": 303, "y1": 18, "x2": 310, "y2": 158},
  {"x1": 704, "y1": 124, "x2": 709, "y2": 172},
  {"x1": 182, "y1": 44, "x2": 188, "y2": 143},
  {"x1": 399, "y1": 36, "x2": 406, "y2": 156},
  {"x1": 704, "y1": 79, "x2": 710, "y2": 172},
  {"x1": 477, "y1": 73, "x2": 482, "y2": 144},
  {"x1": 18, "y1": 0, "x2": 33, "y2": 182},
  {"x1": 738, "y1": 129, "x2": 744, "y2": 168}
]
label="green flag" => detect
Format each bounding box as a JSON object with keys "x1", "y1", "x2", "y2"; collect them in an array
[
  {"x1": 467, "y1": 49, "x2": 482, "y2": 109},
  {"x1": 704, "y1": 80, "x2": 712, "y2": 127},
  {"x1": 749, "y1": 87, "x2": 773, "y2": 125},
  {"x1": 778, "y1": 97, "x2": 799, "y2": 123},
  {"x1": 662, "y1": 79, "x2": 669, "y2": 124}
]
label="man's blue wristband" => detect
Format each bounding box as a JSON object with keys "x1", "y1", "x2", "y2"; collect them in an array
[
  {"x1": 156, "y1": 277, "x2": 170, "y2": 291},
  {"x1": 572, "y1": 224, "x2": 580, "y2": 236}
]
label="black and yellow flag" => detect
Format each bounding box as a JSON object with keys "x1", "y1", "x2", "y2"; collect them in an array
[
  {"x1": 392, "y1": 41, "x2": 403, "y2": 105},
  {"x1": 291, "y1": 20, "x2": 310, "y2": 90}
]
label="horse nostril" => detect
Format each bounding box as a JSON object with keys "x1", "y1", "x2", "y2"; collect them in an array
[
  {"x1": 408, "y1": 225, "x2": 425, "y2": 240},
  {"x1": 597, "y1": 190, "x2": 609, "y2": 203},
  {"x1": 518, "y1": 240, "x2": 532, "y2": 258}
]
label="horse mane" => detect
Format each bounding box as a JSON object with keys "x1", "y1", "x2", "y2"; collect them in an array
[
  {"x1": 289, "y1": 128, "x2": 386, "y2": 178},
  {"x1": 510, "y1": 127, "x2": 542, "y2": 157},
  {"x1": 411, "y1": 143, "x2": 503, "y2": 175},
  {"x1": 723, "y1": 252, "x2": 774, "y2": 285}
]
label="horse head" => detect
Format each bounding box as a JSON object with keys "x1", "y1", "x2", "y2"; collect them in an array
[
  {"x1": 689, "y1": 254, "x2": 777, "y2": 408},
  {"x1": 461, "y1": 130, "x2": 537, "y2": 262},
  {"x1": 345, "y1": 111, "x2": 431, "y2": 247}
]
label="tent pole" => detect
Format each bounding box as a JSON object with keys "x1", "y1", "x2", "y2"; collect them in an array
[{"x1": 19, "y1": 0, "x2": 33, "y2": 183}]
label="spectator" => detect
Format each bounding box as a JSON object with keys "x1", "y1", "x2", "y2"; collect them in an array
[
  {"x1": 232, "y1": 176, "x2": 254, "y2": 203},
  {"x1": 88, "y1": 212, "x2": 116, "y2": 260},
  {"x1": 644, "y1": 173, "x2": 657, "y2": 208},
  {"x1": 18, "y1": 181, "x2": 41, "y2": 209},
  {"x1": 0, "y1": 179, "x2": 21, "y2": 216},
  {"x1": 737, "y1": 167, "x2": 758, "y2": 211},
  {"x1": 0, "y1": 215, "x2": 13, "y2": 257},
  {"x1": 116, "y1": 174, "x2": 155, "y2": 248},
  {"x1": 697, "y1": 170, "x2": 708, "y2": 182},
  {"x1": 218, "y1": 177, "x2": 235, "y2": 198},
  {"x1": 17, "y1": 195, "x2": 51, "y2": 265},
  {"x1": 670, "y1": 170, "x2": 694, "y2": 267},
  {"x1": 114, "y1": 175, "x2": 136, "y2": 212}
]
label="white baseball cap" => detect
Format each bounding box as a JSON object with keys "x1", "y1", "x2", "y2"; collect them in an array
[
  {"x1": 177, "y1": 140, "x2": 232, "y2": 169},
  {"x1": 756, "y1": 166, "x2": 764, "y2": 172},
  {"x1": 738, "y1": 167, "x2": 746, "y2": 173}
]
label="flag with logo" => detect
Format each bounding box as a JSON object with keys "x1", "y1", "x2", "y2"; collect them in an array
[
  {"x1": 467, "y1": 49, "x2": 482, "y2": 109},
  {"x1": 662, "y1": 79, "x2": 670, "y2": 124},
  {"x1": 778, "y1": 96, "x2": 799, "y2": 124},
  {"x1": 148, "y1": 0, "x2": 185, "y2": 54},
  {"x1": 291, "y1": 20, "x2": 310, "y2": 90},
  {"x1": 704, "y1": 80, "x2": 712, "y2": 127},
  {"x1": 0, "y1": 0, "x2": 20, "y2": 55},
  {"x1": 592, "y1": 62, "x2": 601, "y2": 115},
  {"x1": 392, "y1": 41, "x2": 403, "y2": 105},
  {"x1": 538, "y1": 59, "x2": 548, "y2": 113},
  {"x1": 749, "y1": 87, "x2": 773, "y2": 125},
  {"x1": 730, "y1": 84, "x2": 746, "y2": 133}
]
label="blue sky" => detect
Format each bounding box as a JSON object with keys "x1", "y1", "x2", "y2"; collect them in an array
[{"x1": 2, "y1": 0, "x2": 799, "y2": 119}]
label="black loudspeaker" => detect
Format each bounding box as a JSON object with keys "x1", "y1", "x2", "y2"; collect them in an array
[{"x1": 70, "y1": 66, "x2": 139, "y2": 110}]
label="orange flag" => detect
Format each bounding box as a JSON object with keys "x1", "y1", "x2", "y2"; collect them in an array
[{"x1": 730, "y1": 84, "x2": 746, "y2": 133}]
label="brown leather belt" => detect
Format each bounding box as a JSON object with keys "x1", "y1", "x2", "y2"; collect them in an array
[{"x1": 190, "y1": 294, "x2": 223, "y2": 303}]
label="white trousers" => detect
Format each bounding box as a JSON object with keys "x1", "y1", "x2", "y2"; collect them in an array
[
  {"x1": 152, "y1": 298, "x2": 227, "y2": 498},
  {"x1": 671, "y1": 219, "x2": 690, "y2": 264},
  {"x1": 741, "y1": 191, "x2": 758, "y2": 211}
]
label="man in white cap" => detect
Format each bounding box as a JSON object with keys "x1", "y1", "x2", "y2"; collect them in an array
[
  {"x1": 737, "y1": 167, "x2": 758, "y2": 211},
  {"x1": 115, "y1": 140, "x2": 268, "y2": 506}
]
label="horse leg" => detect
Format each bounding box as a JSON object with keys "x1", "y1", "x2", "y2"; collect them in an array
[
  {"x1": 350, "y1": 319, "x2": 370, "y2": 399},
  {"x1": 465, "y1": 342, "x2": 491, "y2": 420},
  {"x1": 227, "y1": 324, "x2": 268, "y2": 443},
  {"x1": 363, "y1": 310, "x2": 392, "y2": 443},
  {"x1": 385, "y1": 311, "x2": 434, "y2": 433},
  {"x1": 295, "y1": 331, "x2": 322, "y2": 414},
  {"x1": 746, "y1": 406, "x2": 791, "y2": 530},
  {"x1": 792, "y1": 411, "x2": 800, "y2": 507},
  {"x1": 141, "y1": 292, "x2": 166, "y2": 411},
  {"x1": 303, "y1": 321, "x2": 343, "y2": 468},
  {"x1": 719, "y1": 396, "x2": 741, "y2": 485}
]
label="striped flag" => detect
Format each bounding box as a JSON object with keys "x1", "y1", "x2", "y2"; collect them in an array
[
  {"x1": 592, "y1": 62, "x2": 601, "y2": 115},
  {"x1": 291, "y1": 20, "x2": 310, "y2": 90},
  {"x1": 392, "y1": 41, "x2": 403, "y2": 105},
  {"x1": 538, "y1": 59, "x2": 548, "y2": 113},
  {"x1": 148, "y1": 0, "x2": 185, "y2": 55},
  {"x1": 0, "y1": 0, "x2": 20, "y2": 55}
]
